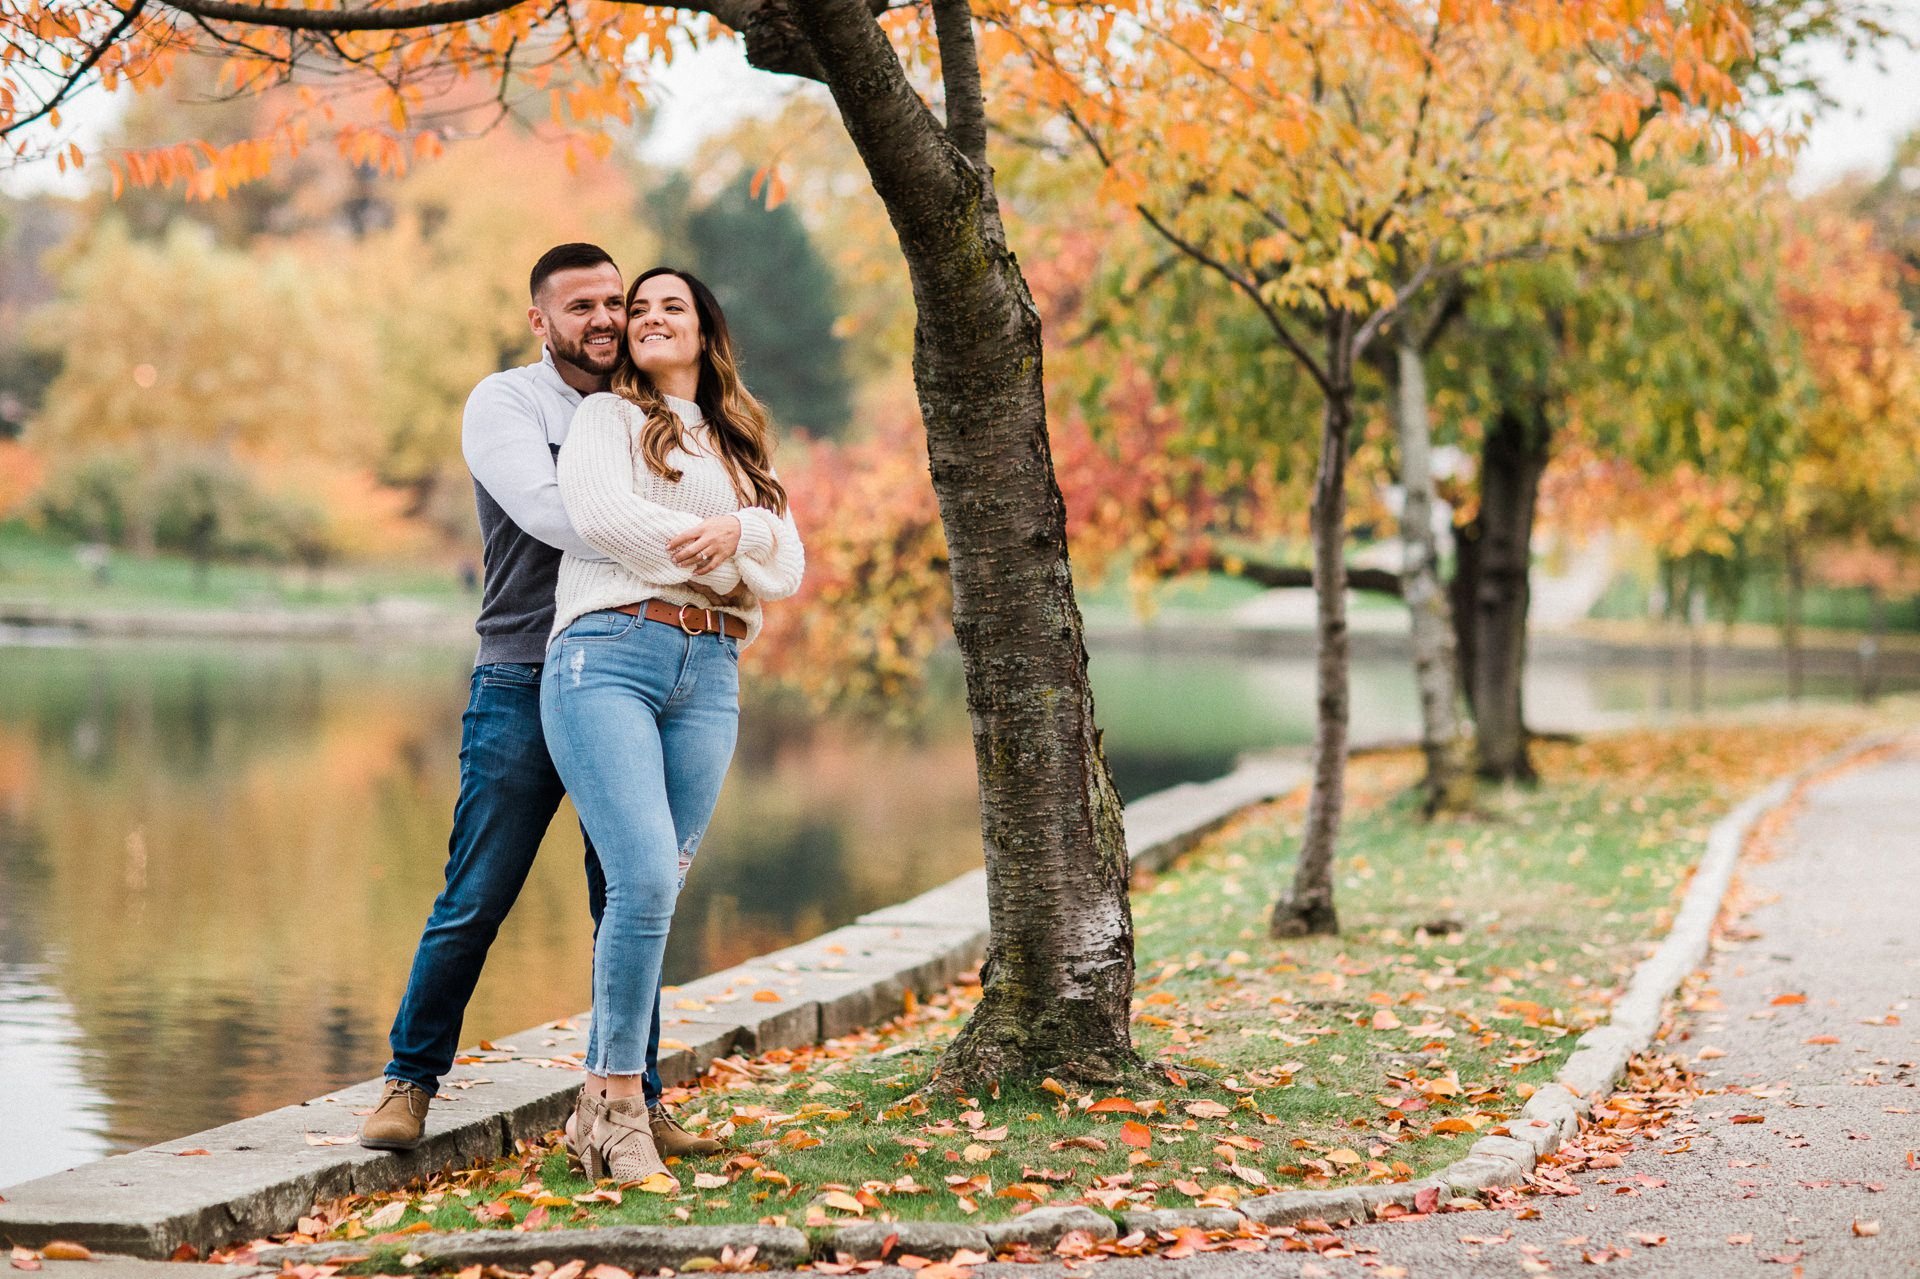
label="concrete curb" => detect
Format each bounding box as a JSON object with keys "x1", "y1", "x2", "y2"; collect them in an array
[{"x1": 0, "y1": 756, "x2": 1309, "y2": 1260}]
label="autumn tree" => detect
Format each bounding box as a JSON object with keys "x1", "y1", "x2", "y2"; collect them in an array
[
  {"x1": 1007, "y1": 0, "x2": 1756, "y2": 935},
  {"x1": 1770, "y1": 207, "x2": 1920, "y2": 687},
  {"x1": 3, "y1": 0, "x2": 1143, "y2": 1085}
]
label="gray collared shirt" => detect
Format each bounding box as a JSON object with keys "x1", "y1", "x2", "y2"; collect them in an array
[{"x1": 461, "y1": 349, "x2": 607, "y2": 666}]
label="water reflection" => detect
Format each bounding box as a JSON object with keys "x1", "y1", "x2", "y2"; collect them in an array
[{"x1": 0, "y1": 635, "x2": 1911, "y2": 1187}]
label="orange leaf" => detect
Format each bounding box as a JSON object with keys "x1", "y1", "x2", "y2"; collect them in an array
[
  {"x1": 753, "y1": 990, "x2": 783, "y2": 1003},
  {"x1": 1088, "y1": 1097, "x2": 1144, "y2": 1115},
  {"x1": 1770, "y1": 994, "x2": 1807, "y2": 1006},
  {"x1": 1119, "y1": 1121, "x2": 1151, "y2": 1149}
]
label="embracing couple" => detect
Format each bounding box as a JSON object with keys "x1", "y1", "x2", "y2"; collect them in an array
[{"x1": 355, "y1": 243, "x2": 804, "y2": 1186}]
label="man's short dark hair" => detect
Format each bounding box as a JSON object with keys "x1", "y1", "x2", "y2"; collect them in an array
[{"x1": 530, "y1": 243, "x2": 616, "y2": 302}]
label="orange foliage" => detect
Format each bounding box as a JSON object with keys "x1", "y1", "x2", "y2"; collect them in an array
[
  {"x1": 750, "y1": 391, "x2": 951, "y2": 714},
  {"x1": 1775, "y1": 210, "x2": 1920, "y2": 550},
  {"x1": 0, "y1": 439, "x2": 45, "y2": 519}
]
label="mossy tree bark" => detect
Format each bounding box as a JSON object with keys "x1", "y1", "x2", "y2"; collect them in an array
[{"x1": 784, "y1": 0, "x2": 1138, "y2": 1086}]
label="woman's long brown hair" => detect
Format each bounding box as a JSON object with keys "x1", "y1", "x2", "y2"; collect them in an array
[{"x1": 608, "y1": 267, "x2": 788, "y2": 516}]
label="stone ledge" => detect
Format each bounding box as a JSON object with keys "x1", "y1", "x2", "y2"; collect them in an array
[{"x1": 257, "y1": 1225, "x2": 810, "y2": 1272}]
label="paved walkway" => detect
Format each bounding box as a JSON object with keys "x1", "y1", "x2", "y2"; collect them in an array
[{"x1": 796, "y1": 738, "x2": 1920, "y2": 1279}]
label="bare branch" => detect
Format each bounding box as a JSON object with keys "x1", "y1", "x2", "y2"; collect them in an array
[
  {"x1": 1134, "y1": 202, "x2": 1331, "y2": 396},
  {"x1": 1207, "y1": 551, "x2": 1404, "y2": 597},
  {"x1": 2, "y1": 0, "x2": 152, "y2": 139},
  {"x1": 154, "y1": 0, "x2": 835, "y2": 80}
]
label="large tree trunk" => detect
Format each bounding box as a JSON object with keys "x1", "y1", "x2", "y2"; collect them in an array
[
  {"x1": 1450, "y1": 400, "x2": 1547, "y2": 782},
  {"x1": 1390, "y1": 333, "x2": 1472, "y2": 816},
  {"x1": 791, "y1": 0, "x2": 1136, "y2": 1086},
  {"x1": 1271, "y1": 324, "x2": 1354, "y2": 939}
]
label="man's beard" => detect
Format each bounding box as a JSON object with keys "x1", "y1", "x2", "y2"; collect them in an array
[{"x1": 550, "y1": 328, "x2": 620, "y2": 378}]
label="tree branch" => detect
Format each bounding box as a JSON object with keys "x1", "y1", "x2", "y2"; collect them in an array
[
  {"x1": 156, "y1": 0, "x2": 835, "y2": 80},
  {"x1": 1207, "y1": 551, "x2": 1404, "y2": 598},
  {"x1": 3, "y1": 0, "x2": 152, "y2": 140},
  {"x1": 1134, "y1": 202, "x2": 1332, "y2": 397},
  {"x1": 931, "y1": 0, "x2": 986, "y2": 172}
]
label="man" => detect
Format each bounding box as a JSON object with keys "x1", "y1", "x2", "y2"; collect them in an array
[{"x1": 359, "y1": 243, "x2": 718, "y2": 1160}]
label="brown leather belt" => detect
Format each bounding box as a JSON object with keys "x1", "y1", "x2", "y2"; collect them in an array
[{"x1": 611, "y1": 599, "x2": 747, "y2": 640}]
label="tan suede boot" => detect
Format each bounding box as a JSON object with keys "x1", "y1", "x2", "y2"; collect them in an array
[
  {"x1": 587, "y1": 1096, "x2": 673, "y2": 1185},
  {"x1": 564, "y1": 1087, "x2": 605, "y2": 1173},
  {"x1": 650, "y1": 1103, "x2": 722, "y2": 1157},
  {"x1": 358, "y1": 1079, "x2": 431, "y2": 1151}
]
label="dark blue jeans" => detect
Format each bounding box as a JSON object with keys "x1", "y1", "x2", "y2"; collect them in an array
[{"x1": 385, "y1": 661, "x2": 663, "y2": 1101}]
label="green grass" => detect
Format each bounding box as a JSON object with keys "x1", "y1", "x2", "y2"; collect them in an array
[
  {"x1": 0, "y1": 522, "x2": 470, "y2": 613},
  {"x1": 305, "y1": 717, "x2": 1887, "y2": 1251}
]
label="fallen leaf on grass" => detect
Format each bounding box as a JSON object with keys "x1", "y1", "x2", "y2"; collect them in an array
[
  {"x1": 1118, "y1": 1122, "x2": 1151, "y2": 1149},
  {"x1": 818, "y1": 1192, "x2": 865, "y2": 1216},
  {"x1": 632, "y1": 1173, "x2": 678, "y2": 1195},
  {"x1": 1184, "y1": 1100, "x2": 1231, "y2": 1120},
  {"x1": 693, "y1": 1173, "x2": 731, "y2": 1190},
  {"x1": 1372, "y1": 1010, "x2": 1403, "y2": 1031},
  {"x1": 1088, "y1": 1097, "x2": 1145, "y2": 1115},
  {"x1": 364, "y1": 1201, "x2": 407, "y2": 1230}
]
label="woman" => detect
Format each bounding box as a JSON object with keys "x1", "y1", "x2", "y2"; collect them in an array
[{"x1": 542, "y1": 266, "x2": 804, "y2": 1182}]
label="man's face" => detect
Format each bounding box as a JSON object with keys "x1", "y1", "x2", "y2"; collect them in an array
[{"x1": 529, "y1": 264, "x2": 626, "y2": 380}]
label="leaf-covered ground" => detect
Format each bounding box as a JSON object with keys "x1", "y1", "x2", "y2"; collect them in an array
[{"x1": 286, "y1": 714, "x2": 1883, "y2": 1256}]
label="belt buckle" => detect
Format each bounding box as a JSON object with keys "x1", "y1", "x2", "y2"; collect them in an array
[{"x1": 675, "y1": 603, "x2": 703, "y2": 635}]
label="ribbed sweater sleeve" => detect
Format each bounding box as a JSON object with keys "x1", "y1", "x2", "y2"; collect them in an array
[
  {"x1": 733, "y1": 504, "x2": 805, "y2": 601},
  {"x1": 556, "y1": 395, "x2": 739, "y2": 593}
]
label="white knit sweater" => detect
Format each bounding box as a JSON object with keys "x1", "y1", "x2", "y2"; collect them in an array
[{"x1": 550, "y1": 391, "x2": 804, "y2": 647}]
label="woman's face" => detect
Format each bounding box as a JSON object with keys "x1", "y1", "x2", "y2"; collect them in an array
[{"x1": 627, "y1": 274, "x2": 704, "y2": 383}]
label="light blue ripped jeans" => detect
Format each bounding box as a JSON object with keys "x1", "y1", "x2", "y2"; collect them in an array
[{"x1": 541, "y1": 608, "x2": 740, "y2": 1076}]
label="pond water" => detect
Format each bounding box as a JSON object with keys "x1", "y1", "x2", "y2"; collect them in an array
[{"x1": 1, "y1": 631, "x2": 1909, "y2": 1186}]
